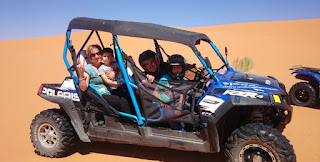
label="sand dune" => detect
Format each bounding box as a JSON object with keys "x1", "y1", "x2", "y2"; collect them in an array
[{"x1": 0, "y1": 19, "x2": 319, "y2": 162}]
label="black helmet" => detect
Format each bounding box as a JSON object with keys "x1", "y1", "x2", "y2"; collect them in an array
[
  {"x1": 139, "y1": 50, "x2": 159, "y2": 67},
  {"x1": 167, "y1": 54, "x2": 185, "y2": 80}
]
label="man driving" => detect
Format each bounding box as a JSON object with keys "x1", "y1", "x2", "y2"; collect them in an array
[{"x1": 138, "y1": 50, "x2": 204, "y2": 82}]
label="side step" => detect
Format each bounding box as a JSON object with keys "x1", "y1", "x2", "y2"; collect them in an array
[{"x1": 86, "y1": 115, "x2": 212, "y2": 153}]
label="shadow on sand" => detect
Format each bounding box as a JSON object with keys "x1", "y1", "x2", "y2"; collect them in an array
[
  {"x1": 292, "y1": 104, "x2": 320, "y2": 110},
  {"x1": 313, "y1": 104, "x2": 320, "y2": 109},
  {"x1": 76, "y1": 141, "x2": 226, "y2": 162}
]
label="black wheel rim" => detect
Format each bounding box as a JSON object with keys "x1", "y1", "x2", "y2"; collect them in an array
[
  {"x1": 239, "y1": 144, "x2": 276, "y2": 162},
  {"x1": 294, "y1": 89, "x2": 309, "y2": 103}
]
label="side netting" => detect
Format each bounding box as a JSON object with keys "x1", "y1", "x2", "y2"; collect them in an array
[{"x1": 132, "y1": 66, "x2": 198, "y2": 124}]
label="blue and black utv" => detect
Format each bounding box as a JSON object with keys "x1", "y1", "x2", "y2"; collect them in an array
[
  {"x1": 30, "y1": 17, "x2": 296, "y2": 161},
  {"x1": 289, "y1": 65, "x2": 320, "y2": 107}
]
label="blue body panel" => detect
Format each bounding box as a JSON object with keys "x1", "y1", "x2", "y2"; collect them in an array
[
  {"x1": 292, "y1": 71, "x2": 320, "y2": 84},
  {"x1": 198, "y1": 70, "x2": 280, "y2": 104}
]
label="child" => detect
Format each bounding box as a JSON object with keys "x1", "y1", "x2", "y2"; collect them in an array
[
  {"x1": 156, "y1": 54, "x2": 187, "y2": 130},
  {"x1": 98, "y1": 48, "x2": 121, "y2": 89},
  {"x1": 99, "y1": 48, "x2": 134, "y2": 112}
]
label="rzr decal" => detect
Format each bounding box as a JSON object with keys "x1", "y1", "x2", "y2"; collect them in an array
[{"x1": 223, "y1": 89, "x2": 263, "y2": 99}]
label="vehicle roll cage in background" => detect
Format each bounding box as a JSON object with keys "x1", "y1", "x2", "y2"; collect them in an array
[{"x1": 62, "y1": 18, "x2": 234, "y2": 125}]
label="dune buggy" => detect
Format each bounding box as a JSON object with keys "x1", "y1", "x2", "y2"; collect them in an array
[
  {"x1": 30, "y1": 17, "x2": 296, "y2": 161},
  {"x1": 289, "y1": 65, "x2": 320, "y2": 107}
]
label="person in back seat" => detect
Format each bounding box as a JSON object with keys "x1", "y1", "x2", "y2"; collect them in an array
[
  {"x1": 77, "y1": 44, "x2": 131, "y2": 114},
  {"x1": 155, "y1": 54, "x2": 189, "y2": 130},
  {"x1": 138, "y1": 50, "x2": 204, "y2": 82}
]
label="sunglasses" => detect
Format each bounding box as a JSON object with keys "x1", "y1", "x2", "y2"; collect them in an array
[{"x1": 90, "y1": 52, "x2": 102, "y2": 57}]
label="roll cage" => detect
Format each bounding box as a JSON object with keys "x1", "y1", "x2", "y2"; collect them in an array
[{"x1": 63, "y1": 17, "x2": 234, "y2": 125}]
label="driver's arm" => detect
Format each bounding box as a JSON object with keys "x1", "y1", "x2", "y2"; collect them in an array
[
  {"x1": 185, "y1": 63, "x2": 204, "y2": 71},
  {"x1": 146, "y1": 74, "x2": 155, "y2": 82}
]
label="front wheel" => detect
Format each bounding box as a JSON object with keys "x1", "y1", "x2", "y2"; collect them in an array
[
  {"x1": 30, "y1": 108, "x2": 76, "y2": 157},
  {"x1": 225, "y1": 123, "x2": 296, "y2": 162}
]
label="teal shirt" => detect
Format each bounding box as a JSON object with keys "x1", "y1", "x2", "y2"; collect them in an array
[
  {"x1": 158, "y1": 74, "x2": 184, "y2": 102},
  {"x1": 85, "y1": 64, "x2": 111, "y2": 95},
  {"x1": 158, "y1": 74, "x2": 173, "y2": 87}
]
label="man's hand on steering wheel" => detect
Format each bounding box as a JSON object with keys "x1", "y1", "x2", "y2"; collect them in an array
[
  {"x1": 195, "y1": 63, "x2": 204, "y2": 71},
  {"x1": 193, "y1": 68, "x2": 206, "y2": 82}
]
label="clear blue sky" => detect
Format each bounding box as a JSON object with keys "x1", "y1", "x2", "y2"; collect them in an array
[{"x1": 0, "y1": 0, "x2": 319, "y2": 41}]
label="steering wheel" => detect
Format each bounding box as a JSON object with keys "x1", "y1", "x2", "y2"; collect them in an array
[{"x1": 193, "y1": 69, "x2": 206, "y2": 82}]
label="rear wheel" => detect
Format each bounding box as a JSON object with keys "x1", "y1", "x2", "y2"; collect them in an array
[
  {"x1": 289, "y1": 82, "x2": 317, "y2": 107},
  {"x1": 30, "y1": 108, "x2": 76, "y2": 157},
  {"x1": 225, "y1": 123, "x2": 296, "y2": 162}
]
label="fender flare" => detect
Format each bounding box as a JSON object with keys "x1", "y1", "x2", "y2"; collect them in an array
[
  {"x1": 39, "y1": 94, "x2": 91, "y2": 142},
  {"x1": 292, "y1": 71, "x2": 320, "y2": 84},
  {"x1": 206, "y1": 95, "x2": 292, "y2": 151}
]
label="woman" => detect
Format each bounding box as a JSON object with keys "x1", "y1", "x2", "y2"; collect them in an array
[{"x1": 77, "y1": 44, "x2": 131, "y2": 114}]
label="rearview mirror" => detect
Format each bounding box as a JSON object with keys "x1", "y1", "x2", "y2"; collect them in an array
[
  {"x1": 225, "y1": 47, "x2": 228, "y2": 55},
  {"x1": 225, "y1": 47, "x2": 228, "y2": 61}
]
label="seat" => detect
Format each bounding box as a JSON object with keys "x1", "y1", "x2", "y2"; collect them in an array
[{"x1": 79, "y1": 50, "x2": 91, "y2": 65}]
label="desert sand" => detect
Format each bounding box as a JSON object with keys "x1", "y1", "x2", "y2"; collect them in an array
[{"x1": 0, "y1": 19, "x2": 319, "y2": 162}]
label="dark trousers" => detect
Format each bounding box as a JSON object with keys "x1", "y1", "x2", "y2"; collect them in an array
[
  {"x1": 102, "y1": 94, "x2": 131, "y2": 114},
  {"x1": 112, "y1": 84, "x2": 135, "y2": 114}
]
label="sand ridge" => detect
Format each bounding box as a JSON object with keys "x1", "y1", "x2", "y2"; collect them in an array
[{"x1": 0, "y1": 19, "x2": 319, "y2": 162}]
